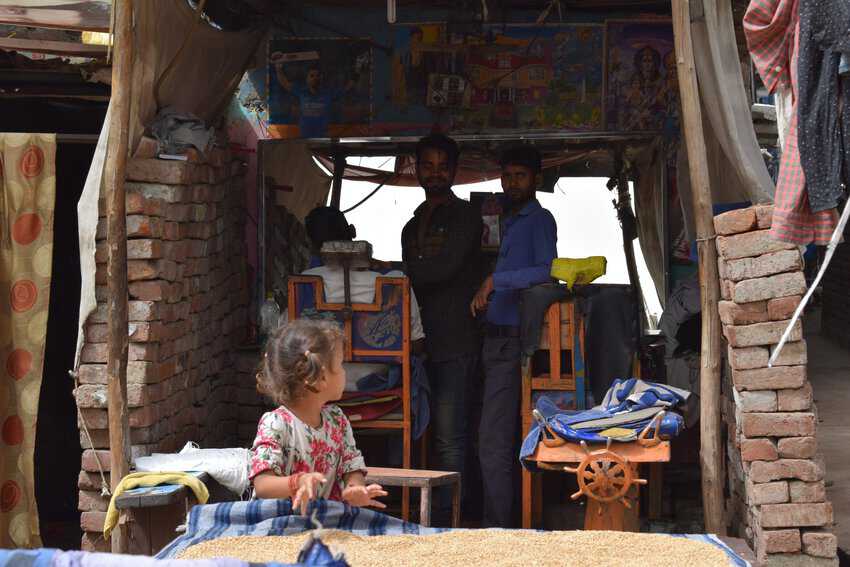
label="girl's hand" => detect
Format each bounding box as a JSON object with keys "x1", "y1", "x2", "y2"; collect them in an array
[
  {"x1": 342, "y1": 483, "x2": 387, "y2": 509},
  {"x1": 292, "y1": 473, "x2": 327, "y2": 515}
]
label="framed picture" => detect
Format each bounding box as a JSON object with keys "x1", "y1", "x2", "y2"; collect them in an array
[
  {"x1": 604, "y1": 20, "x2": 677, "y2": 132},
  {"x1": 267, "y1": 38, "x2": 372, "y2": 139},
  {"x1": 471, "y1": 192, "x2": 504, "y2": 251}
]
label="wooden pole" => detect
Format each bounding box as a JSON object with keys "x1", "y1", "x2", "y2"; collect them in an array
[
  {"x1": 330, "y1": 150, "x2": 345, "y2": 210},
  {"x1": 672, "y1": 0, "x2": 726, "y2": 535},
  {"x1": 104, "y1": 0, "x2": 133, "y2": 553}
]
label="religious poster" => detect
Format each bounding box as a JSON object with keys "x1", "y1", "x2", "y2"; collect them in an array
[
  {"x1": 379, "y1": 24, "x2": 605, "y2": 136},
  {"x1": 604, "y1": 20, "x2": 678, "y2": 132},
  {"x1": 267, "y1": 38, "x2": 372, "y2": 139}
]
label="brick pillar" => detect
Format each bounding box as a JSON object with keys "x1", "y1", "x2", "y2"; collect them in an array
[
  {"x1": 715, "y1": 205, "x2": 838, "y2": 566},
  {"x1": 73, "y1": 148, "x2": 249, "y2": 549}
]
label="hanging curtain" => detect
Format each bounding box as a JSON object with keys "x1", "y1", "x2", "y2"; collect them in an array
[
  {"x1": 633, "y1": 143, "x2": 666, "y2": 307},
  {"x1": 690, "y1": 0, "x2": 775, "y2": 204},
  {"x1": 0, "y1": 133, "x2": 57, "y2": 548}
]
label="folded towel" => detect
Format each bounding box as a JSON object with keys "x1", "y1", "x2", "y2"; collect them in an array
[{"x1": 104, "y1": 472, "x2": 209, "y2": 538}]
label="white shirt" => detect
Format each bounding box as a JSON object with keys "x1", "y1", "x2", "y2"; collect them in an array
[{"x1": 301, "y1": 266, "x2": 425, "y2": 341}]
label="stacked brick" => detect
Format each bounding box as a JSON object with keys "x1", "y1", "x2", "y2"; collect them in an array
[
  {"x1": 73, "y1": 150, "x2": 249, "y2": 550},
  {"x1": 715, "y1": 205, "x2": 837, "y2": 566},
  {"x1": 234, "y1": 350, "x2": 274, "y2": 447},
  {"x1": 265, "y1": 202, "x2": 310, "y2": 303}
]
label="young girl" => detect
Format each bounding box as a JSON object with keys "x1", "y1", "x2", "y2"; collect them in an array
[{"x1": 250, "y1": 319, "x2": 387, "y2": 514}]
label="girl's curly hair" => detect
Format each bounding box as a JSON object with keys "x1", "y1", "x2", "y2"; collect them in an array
[{"x1": 256, "y1": 319, "x2": 344, "y2": 405}]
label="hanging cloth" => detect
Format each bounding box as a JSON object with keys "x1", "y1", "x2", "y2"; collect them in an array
[
  {"x1": 745, "y1": 0, "x2": 840, "y2": 245},
  {"x1": 0, "y1": 133, "x2": 57, "y2": 548},
  {"x1": 796, "y1": 0, "x2": 850, "y2": 212}
]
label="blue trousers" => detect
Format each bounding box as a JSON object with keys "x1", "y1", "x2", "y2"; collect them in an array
[{"x1": 478, "y1": 336, "x2": 522, "y2": 528}]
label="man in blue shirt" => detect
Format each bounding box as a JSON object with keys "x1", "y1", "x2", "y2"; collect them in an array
[{"x1": 472, "y1": 145, "x2": 557, "y2": 528}]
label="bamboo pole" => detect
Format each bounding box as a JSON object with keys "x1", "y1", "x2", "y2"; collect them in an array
[
  {"x1": 104, "y1": 0, "x2": 134, "y2": 553},
  {"x1": 671, "y1": 0, "x2": 726, "y2": 535}
]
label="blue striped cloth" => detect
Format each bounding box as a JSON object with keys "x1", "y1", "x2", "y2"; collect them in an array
[
  {"x1": 157, "y1": 499, "x2": 444, "y2": 560},
  {"x1": 155, "y1": 500, "x2": 749, "y2": 566}
]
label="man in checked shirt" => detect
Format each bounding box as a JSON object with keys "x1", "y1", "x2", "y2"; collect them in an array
[{"x1": 402, "y1": 134, "x2": 484, "y2": 525}]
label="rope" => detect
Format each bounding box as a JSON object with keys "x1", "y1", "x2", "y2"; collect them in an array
[{"x1": 70, "y1": 369, "x2": 112, "y2": 498}]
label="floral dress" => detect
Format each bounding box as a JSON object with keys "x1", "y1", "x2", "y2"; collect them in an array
[{"x1": 249, "y1": 404, "x2": 366, "y2": 501}]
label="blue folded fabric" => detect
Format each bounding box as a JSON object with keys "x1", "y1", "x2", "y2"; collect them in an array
[
  {"x1": 355, "y1": 355, "x2": 430, "y2": 440},
  {"x1": 520, "y1": 379, "x2": 689, "y2": 470}
]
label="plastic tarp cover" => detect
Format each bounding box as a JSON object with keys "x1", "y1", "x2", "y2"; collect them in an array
[
  {"x1": 74, "y1": 101, "x2": 110, "y2": 371},
  {"x1": 128, "y1": 0, "x2": 265, "y2": 152},
  {"x1": 263, "y1": 142, "x2": 331, "y2": 221}
]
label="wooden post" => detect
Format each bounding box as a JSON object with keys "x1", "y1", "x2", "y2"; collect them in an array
[
  {"x1": 616, "y1": 163, "x2": 644, "y2": 361},
  {"x1": 104, "y1": 0, "x2": 134, "y2": 553},
  {"x1": 330, "y1": 150, "x2": 345, "y2": 210},
  {"x1": 671, "y1": 0, "x2": 726, "y2": 535}
]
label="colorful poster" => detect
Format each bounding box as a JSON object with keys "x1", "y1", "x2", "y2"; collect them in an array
[
  {"x1": 380, "y1": 24, "x2": 605, "y2": 135},
  {"x1": 268, "y1": 38, "x2": 372, "y2": 138},
  {"x1": 604, "y1": 20, "x2": 678, "y2": 132}
]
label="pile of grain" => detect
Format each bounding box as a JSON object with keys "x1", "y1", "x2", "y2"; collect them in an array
[{"x1": 177, "y1": 529, "x2": 731, "y2": 566}]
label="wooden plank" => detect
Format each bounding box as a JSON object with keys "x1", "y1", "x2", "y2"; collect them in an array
[
  {"x1": 532, "y1": 440, "x2": 671, "y2": 464},
  {"x1": 0, "y1": 1, "x2": 111, "y2": 32},
  {"x1": 105, "y1": 0, "x2": 133, "y2": 554},
  {"x1": 672, "y1": 0, "x2": 725, "y2": 536},
  {"x1": 366, "y1": 467, "x2": 460, "y2": 488},
  {"x1": 0, "y1": 37, "x2": 107, "y2": 57},
  {"x1": 530, "y1": 377, "x2": 576, "y2": 390},
  {"x1": 350, "y1": 420, "x2": 404, "y2": 430}
]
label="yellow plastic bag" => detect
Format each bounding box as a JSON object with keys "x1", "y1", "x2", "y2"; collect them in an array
[{"x1": 550, "y1": 257, "x2": 607, "y2": 291}]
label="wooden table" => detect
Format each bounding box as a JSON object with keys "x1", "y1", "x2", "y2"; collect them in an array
[{"x1": 366, "y1": 467, "x2": 461, "y2": 528}]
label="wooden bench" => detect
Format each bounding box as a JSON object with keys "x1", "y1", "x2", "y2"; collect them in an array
[
  {"x1": 113, "y1": 471, "x2": 209, "y2": 555},
  {"x1": 366, "y1": 467, "x2": 461, "y2": 528}
]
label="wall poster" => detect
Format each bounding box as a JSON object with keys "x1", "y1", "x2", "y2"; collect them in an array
[
  {"x1": 264, "y1": 20, "x2": 679, "y2": 139},
  {"x1": 268, "y1": 38, "x2": 373, "y2": 139},
  {"x1": 604, "y1": 20, "x2": 678, "y2": 132},
  {"x1": 384, "y1": 24, "x2": 606, "y2": 135}
]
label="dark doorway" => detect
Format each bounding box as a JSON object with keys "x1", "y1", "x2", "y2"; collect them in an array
[{"x1": 34, "y1": 141, "x2": 95, "y2": 549}]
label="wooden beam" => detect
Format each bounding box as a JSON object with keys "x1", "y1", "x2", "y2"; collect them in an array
[
  {"x1": 0, "y1": 1, "x2": 111, "y2": 32},
  {"x1": 104, "y1": 0, "x2": 133, "y2": 554},
  {"x1": 0, "y1": 37, "x2": 107, "y2": 57},
  {"x1": 672, "y1": 0, "x2": 726, "y2": 535}
]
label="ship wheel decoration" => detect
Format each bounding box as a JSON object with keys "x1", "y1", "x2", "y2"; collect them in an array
[{"x1": 564, "y1": 439, "x2": 647, "y2": 512}]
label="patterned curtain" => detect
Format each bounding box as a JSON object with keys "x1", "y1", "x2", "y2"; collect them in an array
[{"x1": 0, "y1": 133, "x2": 56, "y2": 548}]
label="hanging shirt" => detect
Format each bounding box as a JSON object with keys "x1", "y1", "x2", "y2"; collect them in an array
[
  {"x1": 797, "y1": 0, "x2": 850, "y2": 213},
  {"x1": 485, "y1": 199, "x2": 557, "y2": 327},
  {"x1": 745, "y1": 0, "x2": 839, "y2": 245}
]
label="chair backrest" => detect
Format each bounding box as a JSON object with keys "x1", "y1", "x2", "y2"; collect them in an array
[{"x1": 287, "y1": 275, "x2": 411, "y2": 363}]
